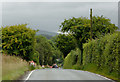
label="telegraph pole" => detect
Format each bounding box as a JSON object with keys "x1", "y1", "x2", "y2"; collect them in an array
[{"x1": 90, "y1": 8, "x2": 92, "y2": 40}]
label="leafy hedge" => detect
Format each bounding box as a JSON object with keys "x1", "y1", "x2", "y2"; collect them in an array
[
  {"x1": 2, "y1": 24, "x2": 36, "y2": 61},
  {"x1": 83, "y1": 32, "x2": 119, "y2": 75},
  {"x1": 64, "y1": 32, "x2": 120, "y2": 80},
  {"x1": 63, "y1": 48, "x2": 81, "y2": 69}
]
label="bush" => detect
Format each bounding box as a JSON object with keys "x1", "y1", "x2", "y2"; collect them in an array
[
  {"x1": 32, "y1": 51, "x2": 39, "y2": 65},
  {"x1": 63, "y1": 48, "x2": 81, "y2": 69},
  {"x1": 29, "y1": 65, "x2": 36, "y2": 71},
  {"x1": 2, "y1": 24, "x2": 36, "y2": 61},
  {"x1": 63, "y1": 32, "x2": 120, "y2": 80},
  {"x1": 83, "y1": 32, "x2": 120, "y2": 80},
  {"x1": 55, "y1": 34, "x2": 77, "y2": 58},
  {"x1": 72, "y1": 64, "x2": 82, "y2": 70},
  {"x1": 36, "y1": 65, "x2": 42, "y2": 69}
]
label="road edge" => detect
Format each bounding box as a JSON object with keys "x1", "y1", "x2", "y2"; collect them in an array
[
  {"x1": 24, "y1": 69, "x2": 115, "y2": 81},
  {"x1": 66, "y1": 69, "x2": 114, "y2": 81},
  {"x1": 25, "y1": 70, "x2": 35, "y2": 80},
  {"x1": 74, "y1": 69, "x2": 114, "y2": 81},
  {"x1": 84, "y1": 71, "x2": 113, "y2": 81}
]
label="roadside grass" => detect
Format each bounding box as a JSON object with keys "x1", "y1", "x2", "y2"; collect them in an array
[
  {"x1": 2, "y1": 54, "x2": 29, "y2": 80},
  {"x1": 64, "y1": 62, "x2": 119, "y2": 81},
  {"x1": 81, "y1": 64, "x2": 119, "y2": 81}
]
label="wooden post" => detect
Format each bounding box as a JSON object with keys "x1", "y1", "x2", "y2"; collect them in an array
[{"x1": 90, "y1": 8, "x2": 92, "y2": 40}]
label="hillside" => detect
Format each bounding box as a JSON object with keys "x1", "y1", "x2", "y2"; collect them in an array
[{"x1": 36, "y1": 30, "x2": 58, "y2": 36}]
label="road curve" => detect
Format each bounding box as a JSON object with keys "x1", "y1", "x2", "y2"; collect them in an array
[{"x1": 26, "y1": 68, "x2": 113, "y2": 81}]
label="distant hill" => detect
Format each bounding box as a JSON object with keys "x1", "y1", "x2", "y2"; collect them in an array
[
  {"x1": 36, "y1": 30, "x2": 58, "y2": 39},
  {"x1": 40, "y1": 34, "x2": 53, "y2": 39}
]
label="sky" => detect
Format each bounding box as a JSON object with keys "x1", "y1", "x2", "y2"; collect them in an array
[{"x1": 1, "y1": 0, "x2": 120, "y2": 32}]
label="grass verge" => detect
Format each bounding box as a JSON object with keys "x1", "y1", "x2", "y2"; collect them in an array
[
  {"x1": 2, "y1": 54, "x2": 29, "y2": 80},
  {"x1": 79, "y1": 64, "x2": 119, "y2": 81}
]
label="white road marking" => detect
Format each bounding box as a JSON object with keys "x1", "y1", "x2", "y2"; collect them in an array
[
  {"x1": 70, "y1": 69, "x2": 114, "y2": 81},
  {"x1": 24, "y1": 69, "x2": 115, "y2": 81},
  {"x1": 25, "y1": 70, "x2": 35, "y2": 81},
  {"x1": 84, "y1": 71, "x2": 114, "y2": 81}
]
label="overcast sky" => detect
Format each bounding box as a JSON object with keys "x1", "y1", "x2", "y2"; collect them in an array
[{"x1": 1, "y1": 2, "x2": 119, "y2": 32}]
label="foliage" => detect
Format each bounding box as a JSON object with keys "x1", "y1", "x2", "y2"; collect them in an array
[
  {"x1": 35, "y1": 35, "x2": 53, "y2": 65},
  {"x1": 60, "y1": 17, "x2": 90, "y2": 44},
  {"x1": 92, "y1": 16, "x2": 118, "y2": 38},
  {"x1": 63, "y1": 48, "x2": 81, "y2": 69},
  {"x1": 64, "y1": 32, "x2": 119, "y2": 81},
  {"x1": 72, "y1": 64, "x2": 81, "y2": 70},
  {"x1": 35, "y1": 35, "x2": 63, "y2": 66},
  {"x1": 2, "y1": 24, "x2": 36, "y2": 61},
  {"x1": 82, "y1": 63, "x2": 118, "y2": 81},
  {"x1": 83, "y1": 32, "x2": 120, "y2": 80},
  {"x1": 29, "y1": 65, "x2": 36, "y2": 71},
  {"x1": 60, "y1": 16, "x2": 118, "y2": 42},
  {"x1": 32, "y1": 51, "x2": 39, "y2": 65},
  {"x1": 48, "y1": 40, "x2": 63, "y2": 65},
  {"x1": 0, "y1": 28, "x2": 1, "y2": 38},
  {"x1": 60, "y1": 16, "x2": 118, "y2": 64},
  {"x1": 55, "y1": 34, "x2": 77, "y2": 58},
  {"x1": 0, "y1": 28, "x2": 1, "y2": 52}
]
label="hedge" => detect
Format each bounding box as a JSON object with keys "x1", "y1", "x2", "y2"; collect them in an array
[
  {"x1": 64, "y1": 32, "x2": 120, "y2": 80},
  {"x1": 63, "y1": 48, "x2": 81, "y2": 69},
  {"x1": 83, "y1": 32, "x2": 120, "y2": 79},
  {"x1": 2, "y1": 24, "x2": 36, "y2": 61},
  {"x1": 83, "y1": 32, "x2": 120, "y2": 73}
]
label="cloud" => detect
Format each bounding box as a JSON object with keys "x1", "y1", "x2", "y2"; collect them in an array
[
  {"x1": 0, "y1": 3, "x2": 2, "y2": 27},
  {"x1": 2, "y1": 2, "x2": 118, "y2": 32},
  {"x1": 1, "y1": 0, "x2": 119, "y2": 2}
]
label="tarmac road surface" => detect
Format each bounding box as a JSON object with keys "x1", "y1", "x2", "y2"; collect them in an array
[{"x1": 25, "y1": 68, "x2": 113, "y2": 81}]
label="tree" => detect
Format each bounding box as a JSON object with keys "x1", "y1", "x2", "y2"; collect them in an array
[
  {"x1": 0, "y1": 28, "x2": 2, "y2": 52},
  {"x1": 60, "y1": 16, "x2": 118, "y2": 64},
  {"x1": 35, "y1": 35, "x2": 53, "y2": 65},
  {"x1": 35, "y1": 35, "x2": 63, "y2": 65},
  {"x1": 2, "y1": 24, "x2": 36, "y2": 61},
  {"x1": 55, "y1": 34, "x2": 77, "y2": 58},
  {"x1": 92, "y1": 16, "x2": 118, "y2": 38},
  {"x1": 48, "y1": 40, "x2": 63, "y2": 65},
  {"x1": 32, "y1": 51, "x2": 39, "y2": 65}
]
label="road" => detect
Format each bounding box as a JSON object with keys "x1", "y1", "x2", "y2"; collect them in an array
[{"x1": 25, "y1": 68, "x2": 113, "y2": 81}]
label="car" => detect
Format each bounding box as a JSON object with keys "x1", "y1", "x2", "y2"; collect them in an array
[{"x1": 52, "y1": 64, "x2": 58, "y2": 68}]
